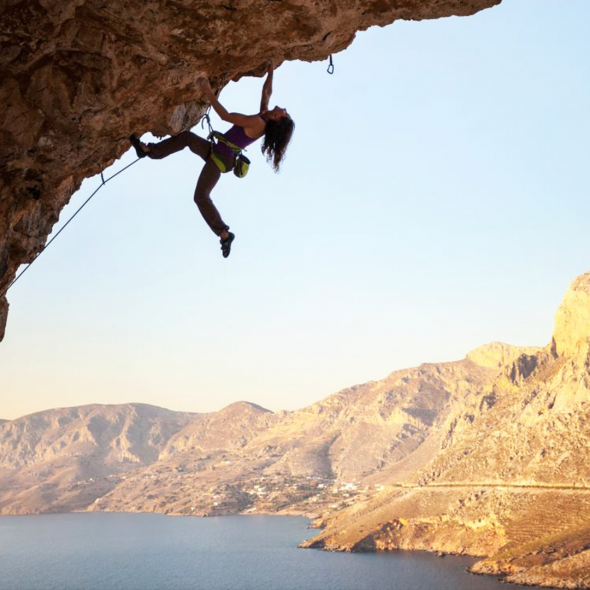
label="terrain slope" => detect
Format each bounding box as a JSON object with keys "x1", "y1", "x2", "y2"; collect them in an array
[{"x1": 302, "y1": 273, "x2": 590, "y2": 589}]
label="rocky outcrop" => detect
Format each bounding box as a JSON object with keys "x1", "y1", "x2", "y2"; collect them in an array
[
  {"x1": 301, "y1": 272, "x2": 590, "y2": 589},
  {"x1": 553, "y1": 273, "x2": 590, "y2": 358},
  {"x1": 467, "y1": 341, "x2": 543, "y2": 370},
  {"x1": 0, "y1": 0, "x2": 502, "y2": 340},
  {"x1": 471, "y1": 524, "x2": 590, "y2": 589}
]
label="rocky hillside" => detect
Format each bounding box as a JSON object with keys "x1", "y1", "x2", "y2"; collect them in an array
[
  {"x1": 3, "y1": 271, "x2": 590, "y2": 588},
  {"x1": 0, "y1": 362, "x2": 491, "y2": 515},
  {"x1": 0, "y1": 403, "x2": 194, "y2": 513},
  {"x1": 0, "y1": 403, "x2": 193, "y2": 469},
  {"x1": 302, "y1": 272, "x2": 590, "y2": 589},
  {"x1": 0, "y1": 0, "x2": 502, "y2": 340},
  {"x1": 88, "y1": 358, "x2": 496, "y2": 516}
]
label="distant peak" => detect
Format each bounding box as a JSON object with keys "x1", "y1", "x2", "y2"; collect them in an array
[{"x1": 219, "y1": 401, "x2": 272, "y2": 414}]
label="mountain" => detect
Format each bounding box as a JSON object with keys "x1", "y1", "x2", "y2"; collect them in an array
[
  {"x1": 92, "y1": 360, "x2": 498, "y2": 516},
  {"x1": 2, "y1": 272, "x2": 590, "y2": 587},
  {"x1": 0, "y1": 362, "x2": 495, "y2": 517},
  {"x1": 0, "y1": 403, "x2": 193, "y2": 513},
  {"x1": 302, "y1": 273, "x2": 590, "y2": 589}
]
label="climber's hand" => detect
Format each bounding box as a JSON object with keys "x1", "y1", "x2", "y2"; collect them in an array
[{"x1": 198, "y1": 77, "x2": 213, "y2": 96}]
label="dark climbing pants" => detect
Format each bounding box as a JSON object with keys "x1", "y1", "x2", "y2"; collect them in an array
[{"x1": 146, "y1": 131, "x2": 233, "y2": 237}]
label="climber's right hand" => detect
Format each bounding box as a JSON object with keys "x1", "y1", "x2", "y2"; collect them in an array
[{"x1": 198, "y1": 77, "x2": 213, "y2": 95}]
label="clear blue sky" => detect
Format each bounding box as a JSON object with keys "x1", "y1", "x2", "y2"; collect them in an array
[{"x1": 2, "y1": 0, "x2": 589, "y2": 420}]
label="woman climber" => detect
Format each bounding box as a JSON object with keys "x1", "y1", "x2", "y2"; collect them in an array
[{"x1": 129, "y1": 65, "x2": 295, "y2": 258}]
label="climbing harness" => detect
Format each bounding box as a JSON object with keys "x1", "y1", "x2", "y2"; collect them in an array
[
  {"x1": 0, "y1": 157, "x2": 141, "y2": 298},
  {"x1": 201, "y1": 108, "x2": 250, "y2": 178},
  {"x1": 208, "y1": 131, "x2": 250, "y2": 178},
  {"x1": 327, "y1": 54, "x2": 335, "y2": 75}
]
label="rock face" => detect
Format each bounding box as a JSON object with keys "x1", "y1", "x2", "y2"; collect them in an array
[
  {"x1": 3, "y1": 272, "x2": 590, "y2": 588},
  {"x1": 302, "y1": 272, "x2": 590, "y2": 589},
  {"x1": 0, "y1": 0, "x2": 502, "y2": 340},
  {"x1": 553, "y1": 273, "x2": 590, "y2": 358}
]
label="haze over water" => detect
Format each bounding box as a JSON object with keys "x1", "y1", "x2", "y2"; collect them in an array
[{"x1": 0, "y1": 514, "x2": 536, "y2": 590}]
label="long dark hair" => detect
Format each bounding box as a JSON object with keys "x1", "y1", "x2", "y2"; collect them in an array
[{"x1": 261, "y1": 116, "x2": 295, "y2": 173}]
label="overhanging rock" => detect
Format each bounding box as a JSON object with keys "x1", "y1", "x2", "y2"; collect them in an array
[{"x1": 0, "y1": 0, "x2": 502, "y2": 340}]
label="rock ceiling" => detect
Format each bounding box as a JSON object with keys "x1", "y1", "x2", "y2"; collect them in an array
[{"x1": 0, "y1": 0, "x2": 501, "y2": 340}]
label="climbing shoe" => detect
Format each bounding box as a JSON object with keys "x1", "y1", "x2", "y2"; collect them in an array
[
  {"x1": 220, "y1": 232, "x2": 235, "y2": 258},
  {"x1": 129, "y1": 134, "x2": 147, "y2": 158}
]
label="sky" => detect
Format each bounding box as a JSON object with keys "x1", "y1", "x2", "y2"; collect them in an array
[{"x1": 1, "y1": 0, "x2": 589, "y2": 420}]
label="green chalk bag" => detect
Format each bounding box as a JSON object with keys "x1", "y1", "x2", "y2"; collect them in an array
[{"x1": 233, "y1": 153, "x2": 250, "y2": 179}]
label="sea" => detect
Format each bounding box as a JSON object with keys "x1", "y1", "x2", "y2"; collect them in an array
[{"x1": 0, "y1": 513, "x2": 537, "y2": 590}]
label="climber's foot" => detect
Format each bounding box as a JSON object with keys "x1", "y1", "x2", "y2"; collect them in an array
[
  {"x1": 220, "y1": 232, "x2": 235, "y2": 258},
  {"x1": 129, "y1": 134, "x2": 148, "y2": 158}
]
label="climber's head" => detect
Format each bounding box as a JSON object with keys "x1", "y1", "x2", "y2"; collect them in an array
[{"x1": 264, "y1": 106, "x2": 289, "y2": 121}]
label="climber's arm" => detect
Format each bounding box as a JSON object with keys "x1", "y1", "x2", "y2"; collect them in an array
[
  {"x1": 260, "y1": 65, "x2": 274, "y2": 113},
  {"x1": 199, "y1": 78, "x2": 263, "y2": 129}
]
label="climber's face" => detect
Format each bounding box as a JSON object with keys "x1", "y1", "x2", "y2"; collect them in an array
[{"x1": 265, "y1": 106, "x2": 289, "y2": 121}]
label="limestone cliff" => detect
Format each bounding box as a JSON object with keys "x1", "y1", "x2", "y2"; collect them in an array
[{"x1": 0, "y1": 0, "x2": 502, "y2": 340}]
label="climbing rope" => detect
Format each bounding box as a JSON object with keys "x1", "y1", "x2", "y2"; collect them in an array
[
  {"x1": 0, "y1": 156, "x2": 141, "y2": 298},
  {"x1": 327, "y1": 55, "x2": 335, "y2": 75}
]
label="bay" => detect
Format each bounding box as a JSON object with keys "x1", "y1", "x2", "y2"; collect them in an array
[{"x1": 0, "y1": 513, "x2": 535, "y2": 590}]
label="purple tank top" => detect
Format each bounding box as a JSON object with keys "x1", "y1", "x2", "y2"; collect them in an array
[{"x1": 215, "y1": 125, "x2": 258, "y2": 159}]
